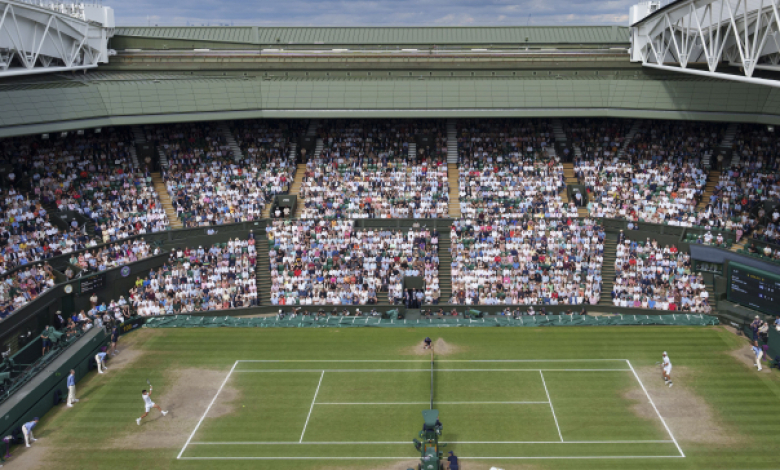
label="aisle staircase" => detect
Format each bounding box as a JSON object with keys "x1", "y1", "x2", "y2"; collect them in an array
[
  {"x1": 703, "y1": 277, "x2": 718, "y2": 309},
  {"x1": 552, "y1": 118, "x2": 569, "y2": 159},
  {"x1": 157, "y1": 147, "x2": 169, "y2": 169},
  {"x1": 306, "y1": 120, "x2": 323, "y2": 159},
  {"x1": 617, "y1": 120, "x2": 641, "y2": 159},
  {"x1": 289, "y1": 164, "x2": 307, "y2": 217},
  {"x1": 562, "y1": 162, "x2": 588, "y2": 216},
  {"x1": 151, "y1": 172, "x2": 182, "y2": 229},
  {"x1": 288, "y1": 142, "x2": 298, "y2": 163},
  {"x1": 256, "y1": 234, "x2": 271, "y2": 306},
  {"x1": 130, "y1": 125, "x2": 146, "y2": 168},
  {"x1": 447, "y1": 163, "x2": 461, "y2": 218},
  {"x1": 721, "y1": 122, "x2": 740, "y2": 167},
  {"x1": 438, "y1": 228, "x2": 453, "y2": 304},
  {"x1": 599, "y1": 238, "x2": 618, "y2": 305},
  {"x1": 446, "y1": 119, "x2": 458, "y2": 164},
  {"x1": 218, "y1": 121, "x2": 244, "y2": 161},
  {"x1": 552, "y1": 118, "x2": 566, "y2": 142},
  {"x1": 697, "y1": 170, "x2": 721, "y2": 210},
  {"x1": 562, "y1": 163, "x2": 578, "y2": 185},
  {"x1": 408, "y1": 142, "x2": 416, "y2": 160}
]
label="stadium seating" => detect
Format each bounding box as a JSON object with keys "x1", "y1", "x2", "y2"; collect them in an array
[
  {"x1": 448, "y1": 218, "x2": 604, "y2": 305},
  {"x1": 23, "y1": 129, "x2": 170, "y2": 241},
  {"x1": 612, "y1": 237, "x2": 711, "y2": 313},
  {"x1": 268, "y1": 219, "x2": 439, "y2": 305},
  {"x1": 158, "y1": 122, "x2": 295, "y2": 226},
  {"x1": 129, "y1": 239, "x2": 258, "y2": 315},
  {"x1": 299, "y1": 119, "x2": 449, "y2": 218}
]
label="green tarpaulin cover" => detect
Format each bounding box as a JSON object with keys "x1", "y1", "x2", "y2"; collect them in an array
[{"x1": 143, "y1": 314, "x2": 718, "y2": 329}]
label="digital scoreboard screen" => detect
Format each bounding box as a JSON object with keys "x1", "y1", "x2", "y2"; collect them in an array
[
  {"x1": 728, "y1": 262, "x2": 780, "y2": 315},
  {"x1": 80, "y1": 274, "x2": 107, "y2": 294}
]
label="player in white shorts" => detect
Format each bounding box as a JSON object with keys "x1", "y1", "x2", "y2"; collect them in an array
[
  {"x1": 136, "y1": 387, "x2": 168, "y2": 425},
  {"x1": 661, "y1": 351, "x2": 673, "y2": 387}
]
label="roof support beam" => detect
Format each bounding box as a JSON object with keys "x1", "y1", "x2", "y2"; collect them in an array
[
  {"x1": 631, "y1": 0, "x2": 780, "y2": 86},
  {"x1": 643, "y1": 61, "x2": 780, "y2": 86}
]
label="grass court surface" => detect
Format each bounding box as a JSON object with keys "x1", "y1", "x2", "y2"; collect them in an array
[
  {"x1": 16, "y1": 325, "x2": 780, "y2": 470},
  {"x1": 181, "y1": 358, "x2": 681, "y2": 461}
]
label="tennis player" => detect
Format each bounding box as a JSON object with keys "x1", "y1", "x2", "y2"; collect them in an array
[
  {"x1": 137, "y1": 387, "x2": 168, "y2": 425},
  {"x1": 662, "y1": 352, "x2": 673, "y2": 387}
]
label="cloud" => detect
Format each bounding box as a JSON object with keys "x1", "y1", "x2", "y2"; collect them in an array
[{"x1": 105, "y1": 0, "x2": 635, "y2": 26}]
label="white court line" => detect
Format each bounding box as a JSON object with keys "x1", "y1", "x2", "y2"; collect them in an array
[
  {"x1": 234, "y1": 369, "x2": 631, "y2": 373},
  {"x1": 540, "y1": 370, "x2": 563, "y2": 442},
  {"x1": 177, "y1": 360, "x2": 238, "y2": 460},
  {"x1": 299, "y1": 370, "x2": 325, "y2": 443},
  {"x1": 315, "y1": 401, "x2": 550, "y2": 405},
  {"x1": 626, "y1": 360, "x2": 685, "y2": 458},
  {"x1": 179, "y1": 455, "x2": 685, "y2": 460},
  {"x1": 237, "y1": 359, "x2": 628, "y2": 363},
  {"x1": 190, "y1": 440, "x2": 675, "y2": 445}
]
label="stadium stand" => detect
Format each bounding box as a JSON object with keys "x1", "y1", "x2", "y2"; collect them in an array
[
  {"x1": 268, "y1": 219, "x2": 439, "y2": 305},
  {"x1": 157, "y1": 121, "x2": 296, "y2": 226},
  {"x1": 612, "y1": 237, "x2": 712, "y2": 313},
  {"x1": 129, "y1": 239, "x2": 258, "y2": 315},
  {"x1": 67, "y1": 238, "x2": 157, "y2": 274},
  {"x1": 448, "y1": 218, "x2": 604, "y2": 305},
  {"x1": 17, "y1": 128, "x2": 170, "y2": 241},
  {"x1": 298, "y1": 120, "x2": 450, "y2": 219},
  {"x1": 0, "y1": 263, "x2": 56, "y2": 319},
  {"x1": 0, "y1": 187, "x2": 92, "y2": 271}
]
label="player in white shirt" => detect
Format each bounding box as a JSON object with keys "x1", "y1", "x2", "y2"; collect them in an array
[
  {"x1": 136, "y1": 387, "x2": 168, "y2": 425},
  {"x1": 661, "y1": 351, "x2": 673, "y2": 387}
]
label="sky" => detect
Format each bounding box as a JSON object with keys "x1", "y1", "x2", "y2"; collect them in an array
[{"x1": 105, "y1": 0, "x2": 635, "y2": 27}]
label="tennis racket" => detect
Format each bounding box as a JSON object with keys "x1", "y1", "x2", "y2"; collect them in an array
[{"x1": 147, "y1": 378, "x2": 152, "y2": 390}]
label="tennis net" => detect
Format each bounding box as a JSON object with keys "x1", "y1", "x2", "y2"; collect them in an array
[{"x1": 429, "y1": 346, "x2": 434, "y2": 409}]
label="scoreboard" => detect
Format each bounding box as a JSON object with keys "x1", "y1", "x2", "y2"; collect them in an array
[
  {"x1": 728, "y1": 262, "x2": 780, "y2": 315},
  {"x1": 80, "y1": 273, "x2": 107, "y2": 294}
]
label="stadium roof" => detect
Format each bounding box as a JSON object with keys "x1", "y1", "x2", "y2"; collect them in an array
[
  {"x1": 1, "y1": 25, "x2": 779, "y2": 138},
  {"x1": 112, "y1": 26, "x2": 630, "y2": 48},
  {"x1": 1, "y1": 69, "x2": 779, "y2": 138}
]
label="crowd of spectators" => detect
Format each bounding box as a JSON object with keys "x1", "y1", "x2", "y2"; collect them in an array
[
  {"x1": 268, "y1": 219, "x2": 440, "y2": 305},
  {"x1": 575, "y1": 157, "x2": 708, "y2": 225},
  {"x1": 0, "y1": 263, "x2": 56, "y2": 320},
  {"x1": 66, "y1": 238, "x2": 158, "y2": 276},
  {"x1": 459, "y1": 157, "x2": 575, "y2": 219},
  {"x1": 299, "y1": 120, "x2": 449, "y2": 218},
  {"x1": 21, "y1": 129, "x2": 170, "y2": 241},
  {"x1": 702, "y1": 125, "x2": 780, "y2": 239},
  {"x1": 449, "y1": 218, "x2": 604, "y2": 305},
  {"x1": 624, "y1": 120, "x2": 724, "y2": 161},
  {"x1": 127, "y1": 239, "x2": 258, "y2": 315},
  {"x1": 458, "y1": 119, "x2": 554, "y2": 160},
  {"x1": 563, "y1": 118, "x2": 632, "y2": 160},
  {"x1": 0, "y1": 188, "x2": 92, "y2": 274},
  {"x1": 611, "y1": 237, "x2": 711, "y2": 312},
  {"x1": 159, "y1": 122, "x2": 296, "y2": 227},
  {"x1": 229, "y1": 119, "x2": 304, "y2": 163}
]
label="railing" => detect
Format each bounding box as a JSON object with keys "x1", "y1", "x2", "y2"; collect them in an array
[{"x1": 0, "y1": 327, "x2": 87, "y2": 405}]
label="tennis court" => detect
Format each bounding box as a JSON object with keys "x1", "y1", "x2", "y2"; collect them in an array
[{"x1": 178, "y1": 358, "x2": 683, "y2": 461}]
